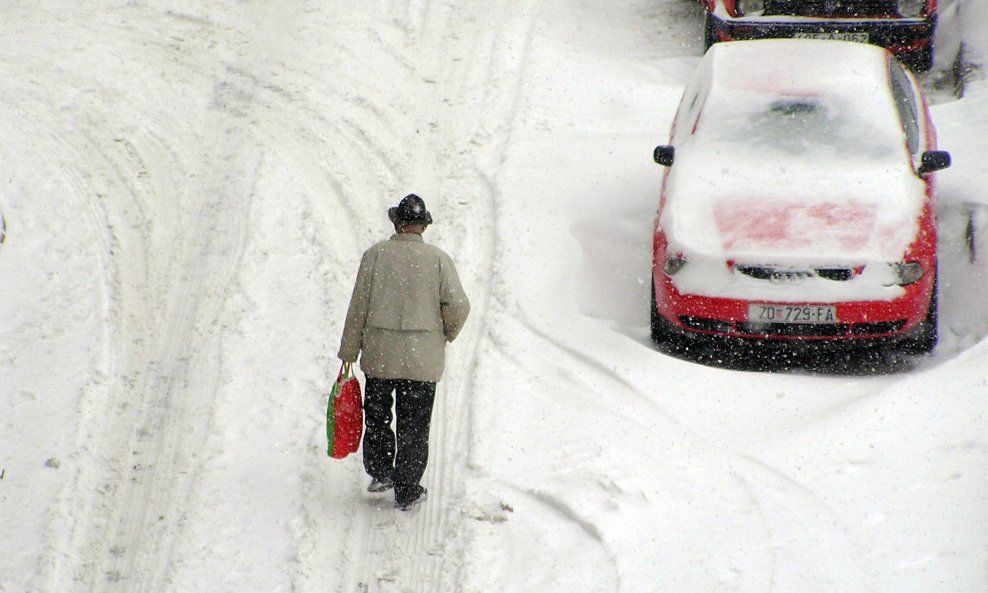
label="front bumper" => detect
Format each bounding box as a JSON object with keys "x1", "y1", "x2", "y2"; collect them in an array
[
  {"x1": 654, "y1": 277, "x2": 933, "y2": 342},
  {"x1": 708, "y1": 14, "x2": 936, "y2": 70}
]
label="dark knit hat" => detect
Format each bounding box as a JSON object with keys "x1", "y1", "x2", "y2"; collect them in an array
[{"x1": 388, "y1": 194, "x2": 433, "y2": 225}]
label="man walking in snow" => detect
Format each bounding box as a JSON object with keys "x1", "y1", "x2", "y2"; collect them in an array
[{"x1": 338, "y1": 194, "x2": 470, "y2": 511}]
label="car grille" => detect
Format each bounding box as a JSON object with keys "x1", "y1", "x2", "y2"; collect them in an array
[
  {"x1": 735, "y1": 265, "x2": 854, "y2": 281},
  {"x1": 735, "y1": 321, "x2": 850, "y2": 337},
  {"x1": 764, "y1": 0, "x2": 900, "y2": 18},
  {"x1": 850, "y1": 320, "x2": 906, "y2": 335},
  {"x1": 679, "y1": 317, "x2": 908, "y2": 338},
  {"x1": 680, "y1": 317, "x2": 733, "y2": 333}
]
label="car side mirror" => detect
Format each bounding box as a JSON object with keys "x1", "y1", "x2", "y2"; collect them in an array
[
  {"x1": 654, "y1": 145, "x2": 675, "y2": 167},
  {"x1": 918, "y1": 150, "x2": 951, "y2": 175}
]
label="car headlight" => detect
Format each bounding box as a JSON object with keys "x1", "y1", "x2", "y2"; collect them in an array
[
  {"x1": 897, "y1": 0, "x2": 925, "y2": 17},
  {"x1": 736, "y1": 0, "x2": 765, "y2": 16},
  {"x1": 891, "y1": 261, "x2": 925, "y2": 285},
  {"x1": 664, "y1": 254, "x2": 688, "y2": 276}
]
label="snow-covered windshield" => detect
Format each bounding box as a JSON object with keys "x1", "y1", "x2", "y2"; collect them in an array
[{"x1": 698, "y1": 92, "x2": 902, "y2": 161}]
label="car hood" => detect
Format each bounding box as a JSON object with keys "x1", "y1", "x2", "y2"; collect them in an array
[{"x1": 661, "y1": 147, "x2": 928, "y2": 264}]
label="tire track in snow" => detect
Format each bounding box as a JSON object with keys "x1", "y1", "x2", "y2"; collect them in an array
[
  {"x1": 15, "y1": 6, "x2": 288, "y2": 592},
  {"x1": 92, "y1": 75, "x2": 260, "y2": 593},
  {"x1": 726, "y1": 454, "x2": 868, "y2": 591},
  {"x1": 0, "y1": 10, "x2": 211, "y2": 588},
  {"x1": 0, "y1": 71, "x2": 122, "y2": 591},
  {"x1": 477, "y1": 304, "x2": 874, "y2": 591},
  {"x1": 241, "y1": 7, "x2": 475, "y2": 592},
  {"x1": 79, "y1": 10, "x2": 411, "y2": 589},
  {"x1": 268, "y1": 6, "x2": 475, "y2": 593},
  {"x1": 493, "y1": 299, "x2": 881, "y2": 591},
  {"x1": 330, "y1": 2, "x2": 538, "y2": 592}
]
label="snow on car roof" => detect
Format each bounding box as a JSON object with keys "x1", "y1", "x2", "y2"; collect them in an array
[{"x1": 663, "y1": 39, "x2": 926, "y2": 264}]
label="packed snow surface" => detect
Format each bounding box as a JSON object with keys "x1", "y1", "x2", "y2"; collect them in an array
[{"x1": 1, "y1": 1, "x2": 987, "y2": 593}]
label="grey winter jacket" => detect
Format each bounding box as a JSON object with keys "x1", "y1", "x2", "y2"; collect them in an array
[{"x1": 338, "y1": 233, "x2": 470, "y2": 382}]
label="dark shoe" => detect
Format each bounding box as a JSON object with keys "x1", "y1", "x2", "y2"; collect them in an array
[
  {"x1": 367, "y1": 478, "x2": 393, "y2": 493},
  {"x1": 395, "y1": 486, "x2": 427, "y2": 511}
]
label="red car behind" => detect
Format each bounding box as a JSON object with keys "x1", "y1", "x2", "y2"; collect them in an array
[{"x1": 697, "y1": 0, "x2": 960, "y2": 73}]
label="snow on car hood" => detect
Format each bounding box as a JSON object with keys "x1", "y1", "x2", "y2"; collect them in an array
[
  {"x1": 664, "y1": 143, "x2": 926, "y2": 264},
  {"x1": 660, "y1": 140, "x2": 927, "y2": 301},
  {"x1": 662, "y1": 81, "x2": 927, "y2": 265}
]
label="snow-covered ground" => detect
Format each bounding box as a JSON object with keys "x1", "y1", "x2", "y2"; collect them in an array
[{"x1": 1, "y1": 1, "x2": 986, "y2": 592}]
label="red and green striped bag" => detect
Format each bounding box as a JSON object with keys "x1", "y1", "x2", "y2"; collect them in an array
[{"x1": 327, "y1": 363, "x2": 363, "y2": 459}]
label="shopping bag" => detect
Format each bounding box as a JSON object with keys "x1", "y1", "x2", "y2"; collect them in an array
[{"x1": 327, "y1": 363, "x2": 363, "y2": 459}]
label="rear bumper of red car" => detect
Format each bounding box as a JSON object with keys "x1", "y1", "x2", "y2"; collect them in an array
[
  {"x1": 654, "y1": 276, "x2": 933, "y2": 342},
  {"x1": 707, "y1": 14, "x2": 936, "y2": 70}
]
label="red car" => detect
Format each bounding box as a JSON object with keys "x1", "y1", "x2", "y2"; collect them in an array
[
  {"x1": 651, "y1": 39, "x2": 950, "y2": 352},
  {"x1": 698, "y1": 0, "x2": 960, "y2": 73}
]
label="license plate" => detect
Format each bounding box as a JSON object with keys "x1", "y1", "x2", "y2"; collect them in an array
[
  {"x1": 748, "y1": 304, "x2": 838, "y2": 324},
  {"x1": 793, "y1": 32, "x2": 869, "y2": 43}
]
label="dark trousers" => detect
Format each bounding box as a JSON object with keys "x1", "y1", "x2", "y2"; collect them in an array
[{"x1": 362, "y1": 377, "x2": 436, "y2": 502}]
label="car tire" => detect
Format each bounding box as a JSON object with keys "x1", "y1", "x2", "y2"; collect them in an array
[{"x1": 899, "y1": 270, "x2": 939, "y2": 354}]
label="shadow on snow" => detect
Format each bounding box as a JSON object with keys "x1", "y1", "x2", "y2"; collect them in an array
[{"x1": 651, "y1": 335, "x2": 919, "y2": 376}]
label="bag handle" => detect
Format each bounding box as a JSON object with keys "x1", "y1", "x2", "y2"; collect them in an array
[{"x1": 336, "y1": 361, "x2": 352, "y2": 383}]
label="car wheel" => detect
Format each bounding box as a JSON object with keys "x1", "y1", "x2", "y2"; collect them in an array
[{"x1": 899, "y1": 270, "x2": 939, "y2": 354}]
